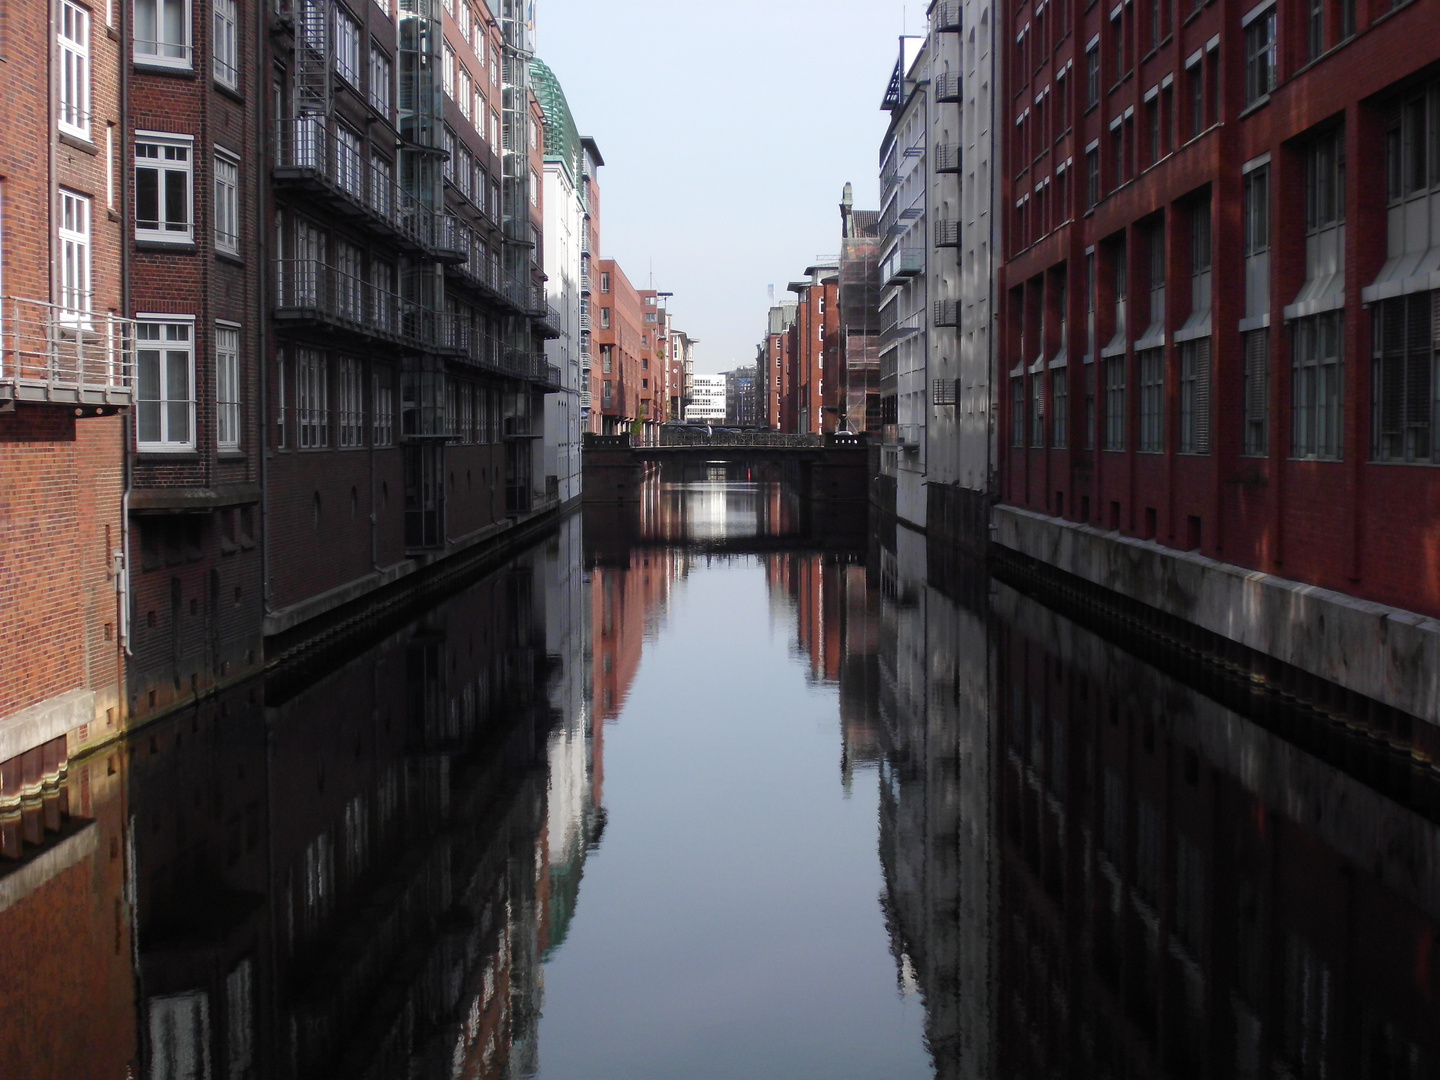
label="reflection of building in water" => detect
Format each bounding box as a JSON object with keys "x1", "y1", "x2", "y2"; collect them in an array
[
  {"x1": 991, "y1": 578, "x2": 1440, "y2": 1080},
  {"x1": 121, "y1": 519, "x2": 584, "y2": 1080},
  {"x1": 0, "y1": 752, "x2": 135, "y2": 1079},
  {"x1": 590, "y1": 548, "x2": 686, "y2": 725}
]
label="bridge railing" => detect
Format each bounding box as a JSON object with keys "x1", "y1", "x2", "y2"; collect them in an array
[{"x1": 583, "y1": 431, "x2": 867, "y2": 450}]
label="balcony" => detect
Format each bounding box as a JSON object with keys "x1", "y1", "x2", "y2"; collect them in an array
[
  {"x1": 579, "y1": 390, "x2": 592, "y2": 409},
  {"x1": 935, "y1": 219, "x2": 961, "y2": 247},
  {"x1": 1, "y1": 296, "x2": 133, "y2": 408},
  {"x1": 934, "y1": 142, "x2": 962, "y2": 173},
  {"x1": 934, "y1": 299, "x2": 959, "y2": 327},
  {"x1": 935, "y1": 73, "x2": 960, "y2": 103},
  {"x1": 535, "y1": 301, "x2": 563, "y2": 339},
  {"x1": 430, "y1": 213, "x2": 470, "y2": 265},
  {"x1": 273, "y1": 258, "x2": 441, "y2": 350},
  {"x1": 273, "y1": 118, "x2": 435, "y2": 255},
  {"x1": 580, "y1": 272, "x2": 592, "y2": 294},
  {"x1": 934, "y1": 1, "x2": 961, "y2": 31},
  {"x1": 579, "y1": 311, "x2": 592, "y2": 332},
  {"x1": 881, "y1": 248, "x2": 925, "y2": 289}
]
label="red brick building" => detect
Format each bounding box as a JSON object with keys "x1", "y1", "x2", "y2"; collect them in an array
[
  {"x1": 760, "y1": 301, "x2": 797, "y2": 431},
  {"x1": 788, "y1": 263, "x2": 841, "y2": 434},
  {"x1": 593, "y1": 258, "x2": 649, "y2": 435},
  {"x1": 994, "y1": 0, "x2": 1440, "y2": 722},
  {"x1": 0, "y1": 0, "x2": 131, "y2": 812}
]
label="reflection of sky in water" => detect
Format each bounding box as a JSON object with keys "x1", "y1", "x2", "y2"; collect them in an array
[
  {"x1": 534, "y1": 560, "x2": 932, "y2": 1080},
  {"x1": 667, "y1": 480, "x2": 761, "y2": 540}
]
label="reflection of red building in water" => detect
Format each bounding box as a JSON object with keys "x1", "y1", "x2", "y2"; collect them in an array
[
  {"x1": 591, "y1": 549, "x2": 684, "y2": 724},
  {"x1": 992, "y1": 579, "x2": 1440, "y2": 1079}
]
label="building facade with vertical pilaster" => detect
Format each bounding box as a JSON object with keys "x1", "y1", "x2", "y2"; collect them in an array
[{"x1": 994, "y1": 0, "x2": 1440, "y2": 724}]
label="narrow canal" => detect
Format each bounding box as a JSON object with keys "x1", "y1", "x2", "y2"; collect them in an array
[{"x1": 4, "y1": 474, "x2": 1439, "y2": 1078}]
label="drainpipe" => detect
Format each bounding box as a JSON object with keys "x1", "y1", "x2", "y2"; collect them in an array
[
  {"x1": 120, "y1": 0, "x2": 133, "y2": 682},
  {"x1": 257, "y1": 0, "x2": 271, "y2": 620}
]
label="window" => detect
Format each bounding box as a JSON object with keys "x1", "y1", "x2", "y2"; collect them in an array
[
  {"x1": 458, "y1": 65, "x2": 472, "y2": 122},
  {"x1": 1086, "y1": 147, "x2": 1100, "y2": 207},
  {"x1": 1384, "y1": 85, "x2": 1440, "y2": 202},
  {"x1": 1085, "y1": 40, "x2": 1100, "y2": 106},
  {"x1": 1244, "y1": 6, "x2": 1277, "y2": 106},
  {"x1": 459, "y1": 384, "x2": 474, "y2": 443},
  {"x1": 334, "y1": 124, "x2": 362, "y2": 199},
  {"x1": 135, "y1": 134, "x2": 193, "y2": 242},
  {"x1": 214, "y1": 151, "x2": 239, "y2": 255},
  {"x1": 1104, "y1": 355, "x2": 1126, "y2": 450},
  {"x1": 601, "y1": 345, "x2": 613, "y2": 373},
  {"x1": 216, "y1": 324, "x2": 240, "y2": 449},
  {"x1": 1084, "y1": 361, "x2": 1097, "y2": 449},
  {"x1": 600, "y1": 272, "x2": 610, "y2": 293},
  {"x1": 491, "y1": 47, "x2": 499, "y2": 85},
  {"x1": 1111, "y1": 9, "x2": 1125, "y2": 82},
  {"x1": 1304, "y1": 126, "x2": 1345, "y2": 231},
  {"x1": 1242, "y1": 330, "x2": 1269, "y2": 455},
  {"x1": 335, "y1": 242, "x2": 363, "y2": 320},
  {"x1": 442, "y1": 127, "x2": 456, "y2": 183},
  {"x1": 137, "y1": 320, "x2": 195, "y2": 450},
  {"x1": 530, "y1": 167, "x2": 539, "y2": 206},
  {"x1": 1243, "y1": 165, "x2": 1269, "y2": 256},
  {"x1": 1372, "y1": 292, "x2": 1437, "y2": 462},
  {"x1": 338, "y1": 357, "x2": 364, "y2": 447},
  {"x1": 59, "y1": 1, "x2": 91, "y2": 139},
  {"x1": 58, "y1": 190, "x2": 92, "y2": 323},
  {"x1": 443, "y1": 40, "x2": 455, "y2": 99},
  {"x1": 213, "y1": 0, "x2": 238, "y2": 89},
  {"x1": 1012, "y1": 376, "x2": 1025, "y2": 446},
  {"x1": 296, "y1": 348, "x2": 329, "y2": 448},
  {"x1": 1187, "y1": 59, "x2": 1204, "y2": 138},
  {"x1": 490, "y1": 110, "x2": 500, "y2": 149},
  {"x1": 1053, "y1": 368, "x2": 1069, "y2": 448},
  {"x1": 1179, "y1": 339, "x2": 1210, "y2": 453},
  {"x1": 1138, "y1": 348, "x2": 1164, "y2": 452},
  {"x1": 1146, "y1": 98, "x2": 1159, "y2": 165},
  {"x1": 135, "y1": 0, "x2": 190, "y2": 68},
  {"x1": 369, "y1": 45, "x2": 393, "y2": 115},
  {"x1": 600, "y1": 308, "x2": 611, "y2": 329},
  {"x1": 1292, "y1": 311, "x2": 1343, "y2": 459},
  {"x1": 373, "y1": 374, "x2": 394, "y2": 446},
  {"x1": 1307, "y1": 0, "x2": 1324, "y2": 60}
]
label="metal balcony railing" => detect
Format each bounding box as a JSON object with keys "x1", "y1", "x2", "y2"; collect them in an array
[
  {"x1": 882, "y1": 248, "x2": 925, "y2": 288},
  {"x1": 934, "y1": 299, "x2": 959, "y2": 327},
  {"x1": 934, "y1": 142, "x2": 962, "y2": 173},
  {"x1": 580, "y1": 272, "x2": 592, "y2": 294},
  {"x1": 274, "y1": 258, "x2": 452, "y2": 349},
  {"x1": 935, "y1": 72, "x2": 960, "y2": 102},
  {"x1": 579, "y1": 311, "x2": 591, "y2": 332},
  {"x1": 935, "y1": 219, "x2": 961, "y2": 247},
  {"x1": 935, "y1": 1, "x2": 961, "y2": 32},
  {"x1": 273, "y1": 118, "x2": 437, "y2": 255},
  {"x1": 1, "y1": 296, "x2": 134, "y2": 407},
  {"x1": 535, "y1": 301, "x2": 563, "y2": 339},
  {"x1": 579, "y1": 390, "x2": 592, "y2": 409}
]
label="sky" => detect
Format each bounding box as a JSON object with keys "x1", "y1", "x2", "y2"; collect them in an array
[{"x1": 535, "y1": 0, "x2": 909, "y2": 374}]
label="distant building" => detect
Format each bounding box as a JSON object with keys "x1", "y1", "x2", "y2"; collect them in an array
[
  {"x1": 758, "y1": 302, "x2": 797, "y2": 430},
  {"x1": 725, "y1": 367, "x2": 759, "y2": 426},
  {"x1": 686, "y1": 375, "x2": 727, "y2": 422},
  {"x1": 839, "y1": 185, "x2": 881, "y2": 434},
  {"x1": 788, "y1": 263, "x2": 841, "y2": 434}
]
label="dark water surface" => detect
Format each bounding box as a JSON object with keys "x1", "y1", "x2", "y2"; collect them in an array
[{"x1": 3, "y1": 476, "x2": 1439, "y2": 1078}]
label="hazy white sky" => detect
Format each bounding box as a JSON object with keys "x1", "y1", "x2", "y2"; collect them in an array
[{"x1": 535, "y1": 0, "x2": 908, "y2": 373}]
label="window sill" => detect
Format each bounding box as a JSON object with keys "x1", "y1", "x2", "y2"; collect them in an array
[
  {"x1": 133, "y1": 60, "x2": 196, "y2": 78},
  {"x1": 1237, "y1": 95, "x2": 1271, "y2": 120},
  {"x1": 214, "y1": 79, "x2": 244, "y2": 104},
  {"x1": 136, "y1": 448, "x2": 201, "y2": 459},
  {"x1": 59, "y1": 131, "x2": 99, "y2": 155},
  {"x1": 216, "y1": 249, "x2": 244, "y2": 267},
  {"x1": 217, "y1": 450, "x2": 246, "y2": 461},
  {"x1": 135, "y1": 239, "x2": 198, "y2": 253}
]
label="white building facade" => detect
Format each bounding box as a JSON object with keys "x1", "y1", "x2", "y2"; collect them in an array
[{"x1": 686, "y1": 375, "x2": 727, "y2": 422}]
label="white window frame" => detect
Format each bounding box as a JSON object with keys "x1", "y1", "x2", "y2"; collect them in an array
[
  {"x1": 58, "y1": 190, "x2": 92, "y2": 325},
  {"x1": 442, "y1": 39, "x2": 455, "y2": 99},
  {"x1": 338, "y1": 356, "x2": 364, "y2": 447},
  {"x1": 136, "y1": 317, "x2": 197, "y2": 452},
  {"x1": 214, "y1": 148, "x2": 239, "y2": 256},
  {"x1": 334, "y1": 123, "x2": 363, "y2": 200},
  {"x1": 296, "y1": 348, "x2": 329, "y2": 448},
  {"x1": 135, "y1": 131, "x2": 194, "y2": 243},
  {"x1": 369, "y1": 44, "x2": 392, "y2": 115},
  {"x1": 373, "y1": 374, "x2": 394, "y2": 446},
  {"x1": 134, "y1": 0, "x2": 192, "y2": 70},
  {"x1": 59, "y1": 0, "x2": 92, "y2": 139},
  {"x1": 213, "y1": 0, "x2": 238, "y2": 90},
  {"x1": 216, "y1": 322, "x2": 240, "y2": 450},
  {"x1": 458, "y1": 64, "x2": 472, "y2": 122},
  {"x1": 335, "y1": 8, "x2": 361, "y2": 87}
]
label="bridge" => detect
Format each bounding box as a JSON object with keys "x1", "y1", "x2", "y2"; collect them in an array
[{"x1": 581, "y1": 431, "x2": 871, "y2": 506}]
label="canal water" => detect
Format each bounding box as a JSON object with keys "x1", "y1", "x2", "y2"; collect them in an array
[{"x1": 3, "y1": 474, "x2": 1439, "y2": 1078}]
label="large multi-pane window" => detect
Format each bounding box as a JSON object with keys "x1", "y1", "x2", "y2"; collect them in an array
[
  {"x1": 58, "y1": 1, "x2": 91, "y2": 139},
  {"x1": 1085, "y1": 39, "x2": 1100, "y2": 106},
  {"x1": 1372, "y1": 292, "x2": 1437, "y2": 463},
  {"x1": 135, "y1": 0, "x2": 191, "y2": 68},
  {"x1": 373, "y1": 374, "x2": 394, "y2": 446},
  {"x1": 214, "y1": 151, "x2": 239, "y2": 255},
  {"x1": 335, "y1": 10, "x2": 361, "y2": 85},
  {"x1": 1053, "y1": 368, "x2": 1069, "y2": 449},
  {"x1": 335, "y1": 124, "x2": 363, "y2": 199},
  {"x1": 1012, "y1": 377, "x2": 1025, "y2": 447},
  {"x1": 58, "y1": 190, "x2": 91, "y2": 323},
  {"x1": 137, "y1": 320, "x2": 195, "y2": 450},
  {"x1": 1384, "y1": 83, "x2": 1440, "y2": 202},
  {"x1": 135, "y1": 133, "x2": 193, "y2": 242},
  {"x1": 1030, "y1": 371, "x2": 1045, "y2": 447},
  {"x1": 338, "y1": 357, "x2": 364, "y2": 447},
  {"x1": 335, "y1": 242, "x2": 363, "y2": 320},
  {"x1": 1244, "y1": 5, "x2": 1277, "y2": 107},
  {"x1": 213, "y1": 0, "x2": 238, "y2": 89},
  {"x1": 369, "y1": 45, "x2": 392, "y2": 115},
  {"x1": 216, "y1": 324, "x2": 240, "y2": 449},
  {"x1": 1138, "y1": 349, "x2": 1164, "y2": 452},
  {"x1": 1178, "y1": 340, "x2": 1211, "y2": 454},
  {"x1": 1242, "y1": 330, "x2": 1270, "y2": 456},
  {"x1": 1304, "y1": 127, "x2": 1345, "y2": 233},
  {"x1": 1292, "y1": 311, "x2": 1344, "y2": 459},
  {"x1": 1086, "y1": 147, "x2": 1100, "y2": 208},
  {"x1": 296, "y1": 349, "x2": 329, "y2": 448},
  {"x1": 1104, "y1": 356, "x2": 1126, "y2": 450},
  {"x1": 1244, "y1": 165, "x2": 1269, "y2": 258}
]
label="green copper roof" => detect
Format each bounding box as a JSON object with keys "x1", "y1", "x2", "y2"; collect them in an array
[{"x1": 530, "y1": 58, "x2": 580, "y2": 183}]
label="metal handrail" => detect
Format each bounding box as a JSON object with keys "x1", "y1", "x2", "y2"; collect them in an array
[{"x1": 1, "y1": 295, "x2": 134, "y2": 404}]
